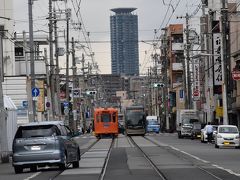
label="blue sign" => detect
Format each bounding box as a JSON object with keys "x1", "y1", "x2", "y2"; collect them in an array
[
  {"x1": 32, "y1": 88, "x2": 40, "y2": 97},
  {"x1": 180, "y1": 90, "x2": 184, "y2": 99},
  {"x1": 63, "y1": 101, "x2": 69, "y2": 108},
  {"x1": 22, "y1": 101, "x2": 28, "y2": 108}
]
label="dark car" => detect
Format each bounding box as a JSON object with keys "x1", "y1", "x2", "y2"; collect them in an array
[
  {"x1": 12, "y1": 121, "x2": 80, "y2": 174},
  {"x1": 190, "y1": 122, "x2": 202, "y2": 140}
]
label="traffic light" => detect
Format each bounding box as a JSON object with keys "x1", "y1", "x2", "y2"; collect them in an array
[
  {"x1": 86, "y1": 90, "x2": 97, "y2": 95},
  {"x1": 153, "y1": 83, "x2": 164, "y2": 88}
]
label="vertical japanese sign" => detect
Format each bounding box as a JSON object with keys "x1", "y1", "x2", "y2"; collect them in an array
[
  {"x1": 193, "y1": 58, "x2": 200, "y2": 100},
  {"x1": 213, "y1": 33, "x2": 222, "y2": 85}
]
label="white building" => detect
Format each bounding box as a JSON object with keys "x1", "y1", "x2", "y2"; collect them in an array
[{"x1": 0, "y1": 0, "x2": 15, "y2": 75}]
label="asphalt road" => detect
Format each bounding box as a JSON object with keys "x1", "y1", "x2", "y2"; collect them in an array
[{"x1": 1, "y1": 133, "x2": 240, "y2": 180}]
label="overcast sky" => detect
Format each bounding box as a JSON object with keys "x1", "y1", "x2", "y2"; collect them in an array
[{"x1": 13, "y1": 0, "x2": 201, "y2": 74}]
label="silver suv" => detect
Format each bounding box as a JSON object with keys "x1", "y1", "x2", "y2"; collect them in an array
[{"x1": 12, "y1": 121, "x2": 80, "y2": 174}]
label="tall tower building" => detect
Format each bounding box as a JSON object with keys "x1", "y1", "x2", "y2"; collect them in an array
[{"x1": 110, "y1": 8, "x2": 139, "y2": 75}]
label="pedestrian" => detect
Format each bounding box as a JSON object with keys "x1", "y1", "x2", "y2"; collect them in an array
[{"x1": 206, "y1": 122, "x2": 213, "y2": 143}]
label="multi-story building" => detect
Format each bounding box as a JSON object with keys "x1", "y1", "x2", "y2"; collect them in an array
[
  {"x1": 0, "y1": 0, "x2": 15, "y2": 76},
  {"x1": 110, "y1": 8, "x2": 139, "y2": 75},
  {"x1": 200, "y1": 0, "x2": 239, "y2": 126},
  {"x1": 161, "y1": 24, "x2": 184, "y2": 131}
]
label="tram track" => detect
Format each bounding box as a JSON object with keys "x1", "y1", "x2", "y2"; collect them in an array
[
  {"x1": 129, "y1": 136, "x2": 236, "y2": 180},
  {"x1": 98, "y1": 137, "x2": 115, "y2": 180},
  {"x1": 128, "y1": 136, "x2": 168, "y2": 180},
  {"x1": 51, "y1": 136, "x2": 115, "y2": 180},
  {"x1": 50, "y1": 138, "x2": 100, "y2": 180},
  {"x1": 144, "y1": 136, "x2": 229, "y2": 180}
]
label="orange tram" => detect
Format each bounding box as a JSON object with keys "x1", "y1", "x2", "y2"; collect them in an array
[{"x1": 93, "y1": 107, "x2": 118, "y2": 138}]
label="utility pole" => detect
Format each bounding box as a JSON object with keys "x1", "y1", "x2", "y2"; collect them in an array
[
  {"x1": 148, "y1": 68, "x2": 152, "y2": 115},
  {"x1": 81, "y1": 53, "x2": 86, "y2": 132},
  {"x1": 49, "y1": 0, "x2": 55, "y2": 119},
  {"x1": 28, "y1": 0, "x2": 36, "y2": 122},
  {"x1": 177, "y1": 14, "x2": 191, "y2": 109},
  {"x1": 162, "y1": 28, "x2": 169, "y2": 131},
  {"x1": 23, "y1": 31, "x2": 29, "y2": 77},
  {"x1": 221, "y1": 0, "x2": 229, "y2": 125},
  {"x1": 54, "y1": 8, "x2": 62, "y2": 119},
  {"x1": 65, "y1": 9, "x2": 70, "y2": 125},
  {"x1": 72, "y1": 37, "x2": 78, "y2": 132},
  {"x1": 185, "y1": 13, "x2": 192, "y2": 109},
  {"x1": 44, "y1": 48, "x2": 51, "y2": 121},
  {"x1": 0, "y1": 25, "x2": 8, "y2": 156},
  {"x1": 23, "y1": 31, "x2": 32, "y2": 122}
]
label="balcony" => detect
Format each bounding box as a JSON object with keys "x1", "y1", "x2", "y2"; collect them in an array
[
  {"x1": 172, "y1": 63, "x2": 183, "y2": 71},
  {"x1": 172, "y1": 43, "x2": 184, "y2": 51}
]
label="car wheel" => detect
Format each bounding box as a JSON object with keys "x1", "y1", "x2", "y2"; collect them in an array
[
  {"x1": 14, "y1": 165, "x2": 23, "y2": 174},
  {"x1": 30, "y1": 165, "x2": 37, "y2": 172},
  {"x1": 215, "y1": 144, "x2": 219, "y2": 148},
  {"x1": 191, "y1": 134, "x2": 194, "y2": 140},
  {"x1": 59, "y1": 153, "x2": 67, "y2": 170},
  {"x1": 178, "y1": 132, "x2": 182, "y2": 139},
  {"x1": 72, "y1": 160, "x2": 79, "y2": 168},
  {"x1": 235, "y1": 146, "x2": 240, "y2": 149},
  {"x1": 72, "y1": 149, "x2": 80, "y2": 168}
]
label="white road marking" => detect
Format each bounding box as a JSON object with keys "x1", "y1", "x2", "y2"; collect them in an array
[
  {"x1": 24, "y1": 172, "x2": 41, "y2": 180},
  {"x1": 146, "y1": 136, "x2": 240, "y2": 177},
  {"x1": 170, "y1": 146, "x2": 240, "y2": 177}
]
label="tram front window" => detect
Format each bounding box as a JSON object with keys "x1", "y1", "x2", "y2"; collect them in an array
[
  {"x1": 101, "y1": 114, "x2": 111, "y2": 122},
  {"x1": 126, "y1": 112, "x2": 144, "y2": 125}
]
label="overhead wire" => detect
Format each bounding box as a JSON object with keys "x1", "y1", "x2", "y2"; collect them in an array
[
  {"x1": 70, "y1": 0, "x2": 98, "y2": 72},
  {"x1": 140, "y1": 0, "x2": 181, "y2": 75}
]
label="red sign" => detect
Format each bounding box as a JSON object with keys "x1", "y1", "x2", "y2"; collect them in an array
[
  {"x1": 193, "y1": 90, "x2": 200, "y2": 97},
  {"x1": 232, "y1": 71, "x2": 240, "y2": 80}
]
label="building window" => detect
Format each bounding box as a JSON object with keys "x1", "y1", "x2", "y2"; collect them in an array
[{"x1": 15, "y1": 47, "x2": 24, "y2": 57}]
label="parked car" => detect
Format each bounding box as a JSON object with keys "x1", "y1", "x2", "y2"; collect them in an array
[
  {"x1": 190, "y1": 122, "x2": 202, "y2": 139},
  {"x1": 215, "y1": 125, "x2": 240, "y2": 149},
  {"x1": 12, "y1": 121, "x2": 80, "y2": 174},
  {"x1": 200, "y1": 125, "x2": 218, "y2": 143},
  {"x1": 146, "y1": 120, "x2": 160, "y2": 133}
]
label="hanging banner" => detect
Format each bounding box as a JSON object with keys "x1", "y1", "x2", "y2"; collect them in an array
[
  {"x1": 213, "y1": 33, "x2": 222, "y2": 85},
  {"x1": 192, "y1": 58, "x2": 200, "y2": 101}
]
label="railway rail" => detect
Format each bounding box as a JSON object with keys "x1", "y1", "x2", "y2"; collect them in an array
[
  {"x1": 129, "y1": 136, "x2": 238, "y2": 180},
  {"x1": 50, "y1": 138, "x2": 100, "y2": 180}
]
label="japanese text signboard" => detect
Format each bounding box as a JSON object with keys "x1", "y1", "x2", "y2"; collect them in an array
[
  {"x1": 213, "y1": 33, "x2": 222, "y2": 85},
  {"x1": 193, "y1": 58, "x2": 200, "y2": 101}
]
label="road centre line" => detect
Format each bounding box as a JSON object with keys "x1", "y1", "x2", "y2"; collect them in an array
[
  {"x1": 212, "y1": 164, "x2": 240, "y2": 177},
  {"x1": 146, "y1": 136, "x2": 240, "y2": 177},
  {"x1": 170, "y1": 146, "x2": 240, "y2": 176}
]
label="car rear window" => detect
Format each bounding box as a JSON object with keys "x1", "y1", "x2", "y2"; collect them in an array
[
  {"x1": 15, "y1": 125, "x2": 61, "y2": 138},
  {"x1": 219, "y1": 127, "x2": 239, "y2": 134},
  {"x1": 148, "y1": 121, "x2": 158, "y2": 125}
]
